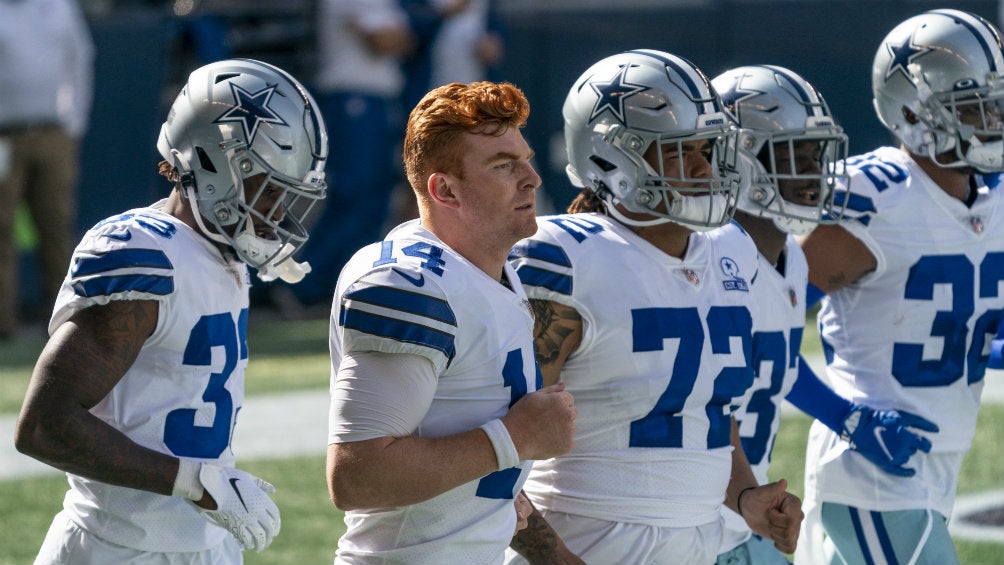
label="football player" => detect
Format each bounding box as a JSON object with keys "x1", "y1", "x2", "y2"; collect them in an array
[
  {"x1": 795, "y1": 9, "x2": 1004, "y2": 565},
  {"x1": 326, "y1": 81, "x2": 579, "y2": 564},
  {"x1": 506, "y1": 50, "x2": 802, "y2": 565},
  {"x1": 711, "y1": 65, "x2": 937, "y2": 565},
  {"x1": 14, "y1": 59, "x2": 328, "y2": 564}
]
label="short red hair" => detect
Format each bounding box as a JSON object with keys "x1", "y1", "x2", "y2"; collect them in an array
[{"x1": 403, "y1": 81, "x2": 530, "y2": 202}]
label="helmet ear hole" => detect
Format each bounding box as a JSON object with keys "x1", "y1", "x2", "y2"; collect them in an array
[
  {"x1": 195, "y1": 146, "x2": 218, "y2": 173},
  {"x1": 589, "y1": 155, "x2": 617, "y2": 172},
  {"x1": 902, "y1": 107, "x2": 920, "y2": 125}
]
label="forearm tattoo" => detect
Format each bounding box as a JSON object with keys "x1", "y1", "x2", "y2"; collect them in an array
[{"x1": 510, "y1": 511, "x2": 563, "y2": 564}]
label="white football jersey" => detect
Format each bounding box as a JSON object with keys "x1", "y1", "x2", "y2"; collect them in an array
[
  {"x1": 51, "y1": 201, "x2": 250, "y2": 552},
  {"x1": 805, "y1": 146, "x2": 1004, "y2": 515},
  {"x1": 509, "y1": 213, "x2": 759, "y2": 528},
  {"x1": 329, "y1": 220, "x2": 538, "y2": 565},
  {"x1": 720, "y1": 236, "x2": 808, "y2": 552}
]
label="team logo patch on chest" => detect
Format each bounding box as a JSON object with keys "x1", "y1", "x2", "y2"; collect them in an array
[{"x1": 719, "y1": 256, "x2": 749, "y2": 292}]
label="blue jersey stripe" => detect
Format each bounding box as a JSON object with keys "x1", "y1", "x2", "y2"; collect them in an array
[
  {"x1": 345, "y1": 285, "x2": 457, "y2": 326},
  {"x1": 340, "y1": 307, "x2": 456, "y2": 361},
  {"x1": 72, "y1": 274, "x2": 174, "y2": 298},
  {"x1": 514, "y1": 265, "x2": 573, "y2": 295},
  {"x1": 510, "y1": 240, "x2": 572, "y2": 268},
  {"x1": 72, "y1": 249, "x2": 173, "y2": 277},
  {"x1": 834, "y1": 190, "x2": 876, "y2": 213}
]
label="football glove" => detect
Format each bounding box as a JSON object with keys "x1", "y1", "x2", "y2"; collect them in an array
[
  {"x1": 193, "y1": 463, "x2": 281, "y2": 552},
  {"x1": 840, "y1": 405, "x2": 939, "y2": 477}
]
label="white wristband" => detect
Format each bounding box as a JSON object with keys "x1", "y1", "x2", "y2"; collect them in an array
[
  {"x1": 480, "y1": 418, "x2": 520, "y2": 471},
  {"x1": 172, "y1": 459, "x2": 205, "y2": 501}
]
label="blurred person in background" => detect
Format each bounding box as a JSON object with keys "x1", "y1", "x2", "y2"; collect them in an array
[
  {"x1": 0, "y1": 0, "x2": 94, "y2": 340},
  {"x1": 283, "y1": 0, "x2": 415, "y2": 314},
  {"x1": 390, "y1": 0, "x2": 509, "y2": 229}
]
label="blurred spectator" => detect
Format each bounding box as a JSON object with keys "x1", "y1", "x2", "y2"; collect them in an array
[
  {"x1": 282, "y1": 0, "x2": 414, "y2": 313},
  {"x1": 430, "y1": 0, "x2": 504, "y2": 82},
  {"x1": 0, "y1": 0, "x2": 94, "y2": 339},
  {"x1": 402, "y1": 0, "x2": 505, "y2": 111},
  {"x1": 389, "y1": 0, "x2": 507, "y2": 231}
]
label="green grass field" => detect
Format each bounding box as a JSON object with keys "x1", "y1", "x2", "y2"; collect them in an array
[{"x1": 1, "y1": 318, "x2": 1002, "y2": 564}]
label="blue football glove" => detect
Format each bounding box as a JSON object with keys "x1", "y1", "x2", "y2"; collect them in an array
[{"x1": 840, "y1": 405, "x2": 939, "y2": 477}]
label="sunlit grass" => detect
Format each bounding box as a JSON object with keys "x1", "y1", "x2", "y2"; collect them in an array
[{"x1": 2, "y1": 316, "x2": 1000, "y2": 564}]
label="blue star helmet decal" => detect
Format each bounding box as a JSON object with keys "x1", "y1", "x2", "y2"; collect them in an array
[
  {"x1": 588, "y1": 64, "x2": 650, "y2": 125},
  {"x1": 884, "y1": 32, "x2": 934, "y2": 82},
  {"x1": 214, "y1": 83, "x2": 288, "y2": 145},
  {"x1": 720, "y1": 77, "x2": 772, "y2": 118}
]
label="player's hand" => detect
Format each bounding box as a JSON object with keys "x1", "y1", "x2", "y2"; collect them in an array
[
  {"x1": 503, "y1": 382, "x2": 577, "y2": 461},
  {"x1": 192, "y1": 463, "x2": 281, "y2": 552},
  {"x1": 840, "y1": 404, "x2": 939, "y2": 477},
  {"x1": 738, "y1": 479, "x2": 803, "y2": 554},
  {"x1": 514, "y1": 491, "x2": 533, "y2": 534}
]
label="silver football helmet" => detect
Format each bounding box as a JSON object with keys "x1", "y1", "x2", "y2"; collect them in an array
[
  {"x1": 873, "y1": 9, "x2": 1004, "y2": 172},
  {"x1": 563, "y1": 49, "x2": 741, "y2": 230},
  {"x1": 713, "y1": 65, "x2": 849, "y2": 235},
  {"x1": 157, "y1": 58, "x2": 328, "y2": 283}
]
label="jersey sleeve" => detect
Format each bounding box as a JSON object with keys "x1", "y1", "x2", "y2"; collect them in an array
[
  {"x1": 509, "y1": 219, "x2": 578, "y2": 307},
  {"x1": 336, "y1": 264, "x2": 458, "y2": 374},
  {"x1": 50, "y1": 212, "x2": 180, "y2": 331}
]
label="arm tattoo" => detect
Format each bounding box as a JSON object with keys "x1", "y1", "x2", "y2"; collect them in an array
[
  {"x1": 529, "y1": 299, "x2": 582, "y2": 373},
  {"x1": 510, "y1": 510, "x2": 564, "y2": 564}
]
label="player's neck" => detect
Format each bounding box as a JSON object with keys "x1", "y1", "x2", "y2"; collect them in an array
[
  {"x1": 422, "y1": 217, "x2": 511, "y2": 282},
  {"x1": 629, "y1": 221, "x2": 692, "y2": 259},
  {"x1": 909, "y1": 151, "x2": 973, "y2": 202},
  {"x1": 735, "y1": 211, "x2": 786, "y2": 266}
]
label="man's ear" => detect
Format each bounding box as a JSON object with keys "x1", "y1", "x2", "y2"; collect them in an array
[{"x1": 428, "y1": 172, "x2": 461, "y2": 209}]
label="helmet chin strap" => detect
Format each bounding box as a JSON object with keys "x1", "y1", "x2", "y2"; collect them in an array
[
  {"x1": 185, "y1": 186, "x2": 232, "y2": 248},
  {"x1": 772, "y1": 215, "x2": 816, "y2": 236},
  {"x1": 602, "y1": 191, "x2": 729, "y2": 231},
  {"x1": 235, "y1": 235, "x2": 313, "y2": 283},
  {"x1": 601, "y1": 193, "x2": 674, "y2": 227},
  {"x1": 185, "y1": 181, "x2": 310, "y2": 283},
  {"x1": 963, "y1": 137, "x2": 1004, "y2": 172},
  {"x1": 666, "y1": 191, "x2": 730, "y2": 232}
]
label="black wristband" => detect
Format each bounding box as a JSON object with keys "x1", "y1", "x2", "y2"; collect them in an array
[{"x1": 737, "y1": 486, "x2": 756, "y2": 517}]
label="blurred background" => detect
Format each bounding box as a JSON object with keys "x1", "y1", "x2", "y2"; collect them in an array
[{"x1": 10, "y1": 0, "x2": 1001, "y2": 325}]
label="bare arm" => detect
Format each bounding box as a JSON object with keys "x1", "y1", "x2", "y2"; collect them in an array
[
  {"x1": 326, "y1": 351, "x2": 577, "y2": 511},
  {"x1": 328, "y1": 427, "x2": 500, "y2": 510},
  {"x1": 724, "y1": 417, "x2": 758, "y2": 515},
  {"x1": 530, "y1": 299, "x2": 583, "y2": 386},
  {"x1": 799, "y1": 223, "x2": 877, "y2": 293},
  {"x1": 14, "y1": 300, "x2": 180, "y2": 495},
  {"x1": 726, "y1": 419, "x2": 803, "y2": 553}
]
